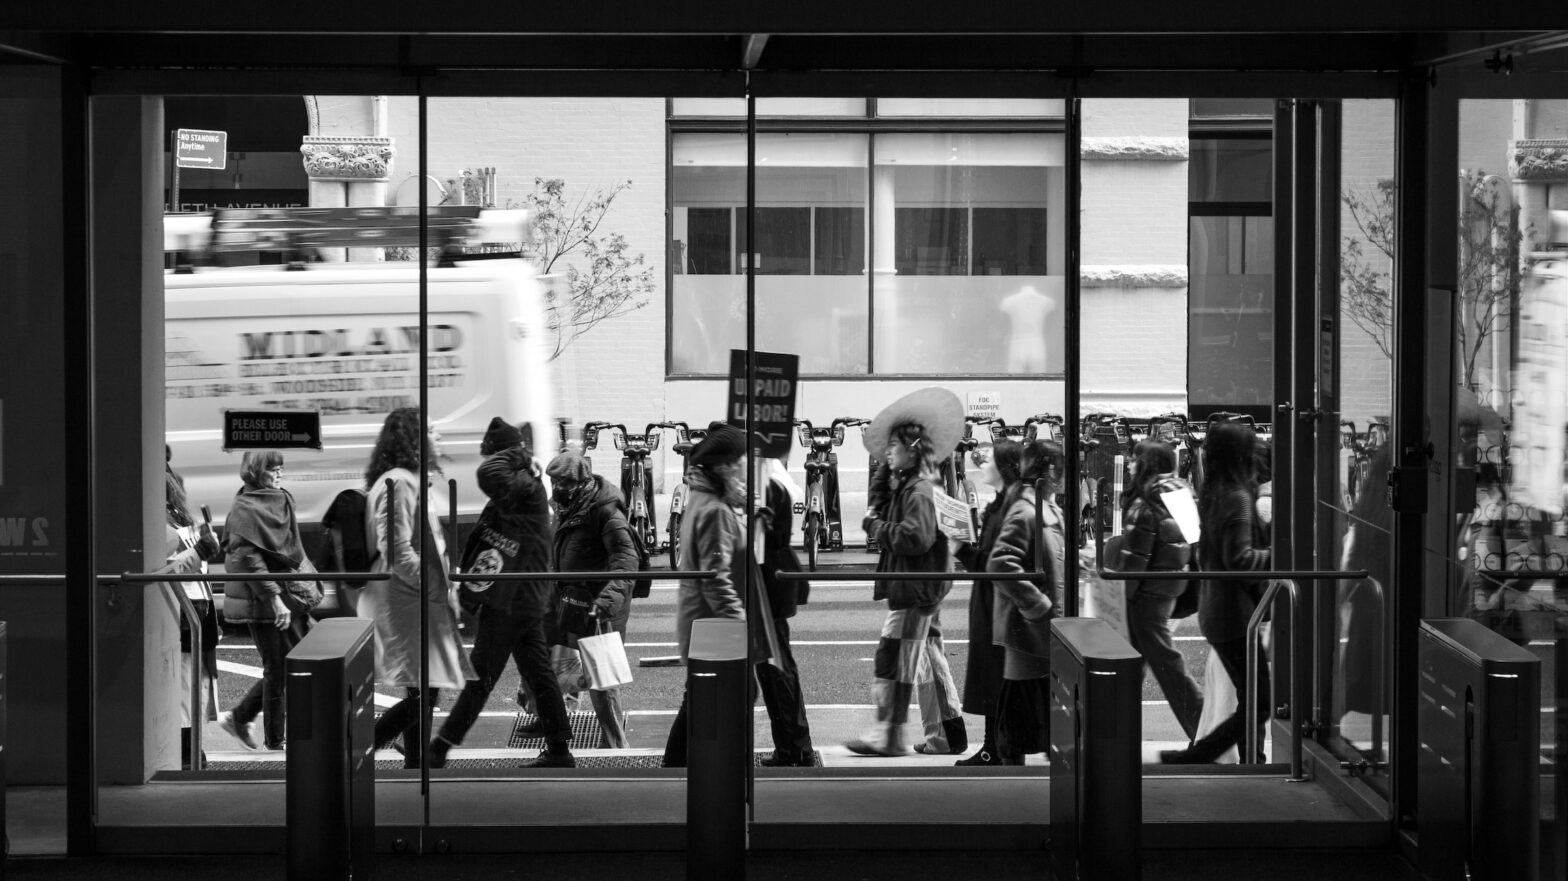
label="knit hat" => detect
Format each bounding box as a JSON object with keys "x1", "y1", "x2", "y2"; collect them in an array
[
  {"x1": 480, "y1": 416, "x2": 524, "y2": 456},
  {"x1": 690, "y1": 421, "x2": 748, "y2": 467},
  {"x1": 862, "y1": 387, "x2": 965, "y2": 463},
  {"x1": 545, "y1": 450, "x2": 594, "y2": 484}
]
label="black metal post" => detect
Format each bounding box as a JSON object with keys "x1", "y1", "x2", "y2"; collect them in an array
[
  {"x1": 686, "y1": 618, "x2": 748, "y2": 881},
  {"x1": 286, "y1": 618, "x2": 378, "y2": 881},
  {"x1": 1049, "y1": 617, "x2": 1142, "y2": 881}
]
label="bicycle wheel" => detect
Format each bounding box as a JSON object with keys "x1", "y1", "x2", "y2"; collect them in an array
[
  {"x1": 667, "y1": 513, "x2": 681, "y2": 569},
  {"x1": 804, "y1": 511, "x2": 821, "y2": 572}
]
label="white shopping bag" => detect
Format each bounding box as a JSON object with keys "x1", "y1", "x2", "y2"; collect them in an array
[
  {"x1": 578, "y1": 626, "x2": 634, "y2": 691},
  {"x1": 1194, "y1": 648, "x2": 1239, "y2": 763}
]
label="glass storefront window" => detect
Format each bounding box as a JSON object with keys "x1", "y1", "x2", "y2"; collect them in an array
[
  {"x1": 876, "y1": 98, "x2": 1063, "y2": 118},
  {"x1": 670, "y1": 98, "x2": 868, "y2": 117}
]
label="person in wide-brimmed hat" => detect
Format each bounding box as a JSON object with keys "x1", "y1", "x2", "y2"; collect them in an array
[
  {"x1": 663, "y1": 421, "x2": 751, "y2": 767},
  {"x1": 845, "y1": 388, "x2": 968, "y2": 759}
]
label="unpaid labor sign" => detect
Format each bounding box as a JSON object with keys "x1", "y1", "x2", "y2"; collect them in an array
[
  {"x1": 223, "y1": 409, "x2": 323, "y2": 451},
  {"x1": 727, "y1": 349, "x2": 798, "y2": 457}
]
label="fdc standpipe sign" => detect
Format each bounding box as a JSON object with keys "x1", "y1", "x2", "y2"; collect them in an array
[
  {"x1": 223, "y1": 409, "x2": 323, "y2": 451},
  {"x1": 176, "y1": 129, "x2": 228, "y2": 170}
]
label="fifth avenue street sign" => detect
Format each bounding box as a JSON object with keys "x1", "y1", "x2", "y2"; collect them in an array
[{"x1": 176, "y1": 129, "x2": 228, "y2": 170}]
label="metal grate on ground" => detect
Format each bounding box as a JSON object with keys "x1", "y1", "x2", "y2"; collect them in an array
[{"x1": 507, "y1": 711, "x2": 623, "y2": 749}]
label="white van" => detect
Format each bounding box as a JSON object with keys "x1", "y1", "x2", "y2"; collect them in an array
[{"x1": 164, "y1": 207, "x2": 553, "y2": 615}]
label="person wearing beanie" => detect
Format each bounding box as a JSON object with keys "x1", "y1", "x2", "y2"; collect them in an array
[
  {"x1": 662, "y1": 422, "x2": 749, "y2": 767},
  {"x1": 429, "y1": 414, "x2": 570, "y2": 769},
  {"x1": 545, "y1": 450, "x2": 640, "y2": 748}
]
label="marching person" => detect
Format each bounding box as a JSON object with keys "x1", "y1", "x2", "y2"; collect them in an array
[
  {"x1": 1115, "y1": 438, "x2": 1203, "y2": 743},
  {"x1": 987, "y1": 438, "x2": 1068, "y2": 764},
  {"x1": 216, "y1": 451, "x2": 320, "y2": 752},
  {"x1": 953, "y1": 439, "x2": 1022, "y2": 766},
  {"x1": 756, "y1": 455, "x2": 816, "y2": 766},
  {"x1": 662, "y1": 423, "x2": 750, "y2": 768},
  {"x1": 846, "y1": 388, "x2": 967, "y2": 758},
  {"x1": 430, "y1": 417, "x2": 574, "y2": 769},
  {"x1": 360, "y1": 408, "x2": 475, "y2": 769},
  {"x1": 545, "y1": 448, "x2": 639, "y2": 750},
  {"x1": 1161, "y1": 420, "x2": 1272, "y2": 764}
]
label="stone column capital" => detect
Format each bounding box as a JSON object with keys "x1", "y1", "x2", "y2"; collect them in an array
[
  {"x1": 1510, "y1": 139, "x2": 1568, "y2": 182},
  {"x1": 300, "y1": 136, "x2": 396, "y2": 182}
]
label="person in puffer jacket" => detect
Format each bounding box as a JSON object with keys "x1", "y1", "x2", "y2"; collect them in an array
[
  {"x1": 546, "y1": 450, "x2": 639, "y2": 748},
  {"x1": 1115, "y1": 439, "x2": 1202, "y2": 743}
]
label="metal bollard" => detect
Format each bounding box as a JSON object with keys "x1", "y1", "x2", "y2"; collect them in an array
[
  {"x1": 286, "y1": 618, "x2": 377, "y2": 881},
  {"x1": 686, "y1": 618, "x2": 748, "y2": 881},
  {"x1": 1049, "y1": 617, "x2": 1143, "y2": 881},
  {"x1": 1417, "y1": 618, "x2": 1540, "y2": 881}
]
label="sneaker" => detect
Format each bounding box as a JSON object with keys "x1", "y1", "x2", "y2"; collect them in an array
[
  {"x1": 218, "y1": 711, "x2": 260, "y2": 750},
  {"x1": 519, "y1": 749, "x2": 576, "y2": 769},
  {"x1": 844, "y1": 738, "x2": 908, "y2": 758}
]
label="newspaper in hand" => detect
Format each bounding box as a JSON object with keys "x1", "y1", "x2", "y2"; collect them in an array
[{"x1": 931, "y1": 488, "x2": 978, "y2": 544}]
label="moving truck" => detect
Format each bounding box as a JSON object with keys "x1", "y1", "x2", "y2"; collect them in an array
[{"x1": 163, "y1": 207, "x2": 553, "y2": 618}]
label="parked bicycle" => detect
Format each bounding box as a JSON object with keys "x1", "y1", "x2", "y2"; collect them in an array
[
  {"x1": 949, "y1": 417, "x2": 1001, "y2": 537},
  {"x1": 649, "y1": 421, "x2": 694, "y2": 569},
  {"x1": 793, "y1": 417, "x2": 856, "y2": 571},
  {"x1": 583, "y1": 421, "x2": 661, "y2": 558},
  {"x1": 838, "y1": 417, "x2": 877, "y2": 552}
]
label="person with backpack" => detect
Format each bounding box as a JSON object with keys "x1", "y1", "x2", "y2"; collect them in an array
[
  {"x1": 360, "y1": 408, "x2": 475, "y2": 769},
  {"x1": 428, "y1": 417, "x2": 574, "y2": 769},
  {"x1": 1115, "y1": 438, "x2": 1203, "y2": 743},
  {"x1": 545, "y1": 449, "x2": 639, "y2": 748}
]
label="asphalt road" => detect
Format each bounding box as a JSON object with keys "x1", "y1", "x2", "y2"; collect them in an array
[{"x1": 207, "y1": 576, "x2": 1223, "y2": 756}]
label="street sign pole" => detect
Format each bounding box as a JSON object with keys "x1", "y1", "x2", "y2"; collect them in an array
[{"x1": 169, "y1": 130, "x2": 180, "y2": 212}]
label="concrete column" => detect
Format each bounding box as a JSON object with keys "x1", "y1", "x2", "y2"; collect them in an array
[
  {"x1": 90, "y1": 95, "x2": 180, "y2": 784},
  {"x1": 301, "y1": 135, "x2": 397, "y2": 263}
]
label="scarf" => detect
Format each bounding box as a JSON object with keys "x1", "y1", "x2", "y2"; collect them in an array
[{"x1": 226, "y1": 484, "x2": 305, "y2": 571}]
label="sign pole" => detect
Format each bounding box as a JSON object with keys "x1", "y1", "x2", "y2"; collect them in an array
[{"x1": 170, "y1": 130, "x2": 181, "y2": 212}]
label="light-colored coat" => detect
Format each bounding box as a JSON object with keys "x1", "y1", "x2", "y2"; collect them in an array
[
  {"x1": 358, "y1": 468, "x2": 475, "y2": 689},
  {"x1": 674, "y1": 471, "x2": 746, "y2": 661}
]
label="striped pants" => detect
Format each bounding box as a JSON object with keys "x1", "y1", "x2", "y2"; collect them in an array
[{"x1": 862, "y1": 605, "x2": 963, "y2": 752}]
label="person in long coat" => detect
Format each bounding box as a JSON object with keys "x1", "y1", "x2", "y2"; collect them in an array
[
  {"x1": 662, "y1": 423, "x2": 750, "y2": 768},
  {"x1": 987, "y1": 438, "x2": 1067, "y2": 764},
  {"x1": 1161, "y1": 419, "x2": 1271, "y2": 764},
  {"x1": 756, "y1": 456, "x2": 816, "y2": 766},
  {"x1": 953, "y1": 439, "x2": 1022, "y2": 766},
  {"x1": 360, "y1": 407, "x2": 475, "y2": 768}
]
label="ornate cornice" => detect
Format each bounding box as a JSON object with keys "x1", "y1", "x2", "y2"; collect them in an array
[
  {"x1": 1081, "y1": 136, "x2": 1189, "y2": 162},
  {"x1": 1511, "y1": 139, "x2": 1568, "y2": 182},
  {"x1": 300, "y1": 136, "x2": 396, "y2": 181},
  {"x1": 1081, "y1": 265, "x2": 1189, "y2": 288}
]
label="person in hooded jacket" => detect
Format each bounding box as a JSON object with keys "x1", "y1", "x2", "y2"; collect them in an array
[
  {"x1": 430, "y1": 417, "x2": 573, "y2": 769},
  {"x1": 216, "y1": 451, "x2": 321, "y2": 751},
  {"x1": 1115, "y1": 439, "x2": 1203, "y2": 743},
  {"x1": 545, "y1": 449, "x2": 639, "y2": 749}
]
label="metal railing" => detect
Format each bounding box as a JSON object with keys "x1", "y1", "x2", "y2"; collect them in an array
[
  {"x1": 451, "y1": 571, "x2": 718, "y2": 582},
  {"x1": 1098, "y1": 568, "x2": 1367, "y2": 780},
  {"x1": 773, "y1": 571, "x2": 1054, "y2": 581},
  {"x1": 112, "y1": 571, "x2": 389, "y2": 771}
]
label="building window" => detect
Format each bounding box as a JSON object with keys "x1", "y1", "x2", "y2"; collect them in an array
[
  {"x1": 1188, "y1": 129, "x2": 1274, "y2": 411},
  {"x1": 670, "y1": 129, "x2": 1065, "y2": 376}
]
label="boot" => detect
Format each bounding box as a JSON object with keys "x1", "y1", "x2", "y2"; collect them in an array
[{"x1": 942, "y1": 717, "x2": 968, "y2": 754}]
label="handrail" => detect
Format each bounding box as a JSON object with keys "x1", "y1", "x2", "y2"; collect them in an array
[
  {"x1": 0, "y1": 574, "x2": 67, "y2": 584},
  {"x1": 774, "y1": 570, "x2": 1054, "y2": 582},
  {"x1": 451, "y1": 571, "x2": 717, "y2": 582},
  {"x1": 117, "y1": 572, "x2": 390, "y2": 583},
  {"x1": 1101, "y1": 568, "x2": 1365, "y2": 781},
  {"x1": 1096, "y1": 570, "x2": 1368, "y2": 581}
]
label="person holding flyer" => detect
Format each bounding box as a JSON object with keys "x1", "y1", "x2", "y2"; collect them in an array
[
  {"x1": 845, "y1": 387, "x2": 967, "y2": 757},
  {"x1": 1115, "y1": 439, "x2": 1203, "y2": 743}
]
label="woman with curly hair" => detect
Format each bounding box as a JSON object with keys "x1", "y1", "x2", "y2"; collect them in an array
[{"x1": 359, "y1": 407, "x2": 475, "y2": 768}]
